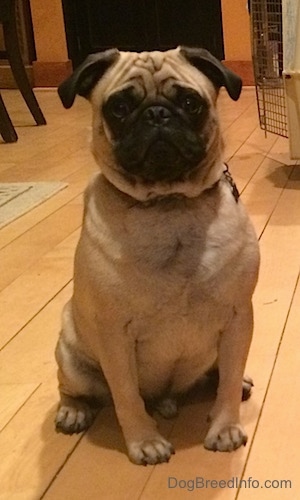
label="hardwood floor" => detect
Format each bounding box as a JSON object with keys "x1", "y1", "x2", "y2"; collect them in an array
[{"x1": 0, "y1": 88, "x2": 299, "y2": 499}]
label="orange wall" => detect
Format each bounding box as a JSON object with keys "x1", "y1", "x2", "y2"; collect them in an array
[
  {"x1": 29, "y1": 0, "x2": 68, "y2": 62},
  {"x1": 221, "y1": 0, "x2": 252, "y2": 61}
]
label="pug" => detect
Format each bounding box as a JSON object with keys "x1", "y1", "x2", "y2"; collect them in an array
[{"x1": 55, "y1": 47, "x2": 260, "y2": 465}]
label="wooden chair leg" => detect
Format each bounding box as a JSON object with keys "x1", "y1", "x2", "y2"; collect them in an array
[
  {"x1": 0, "y1": 93, "x2": 18, "y2": 142},
  {"x1": 2, "y1": 1, "x2": 46, "y2": 126}
]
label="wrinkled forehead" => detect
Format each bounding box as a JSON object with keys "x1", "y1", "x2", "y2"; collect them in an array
[{"x1": 92, "y1": 48, "x2": 215, "y2": 102}]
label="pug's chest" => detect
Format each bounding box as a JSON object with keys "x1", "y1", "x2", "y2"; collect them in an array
[
  {"x1": 125, "y1": 218, "x2": 224, "y2": 281},
  {"x1": 120, "y1": 205, "x2": 244, "y2": 315},
  {"x1": 135, "y1": 229, "x2": 191, "y2": 266}
]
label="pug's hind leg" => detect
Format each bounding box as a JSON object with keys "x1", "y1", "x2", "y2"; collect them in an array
[
  {"x1": 55, "y1": 338, "x2": 110, "y2": 434},
  {"x1": 242, "y1": 374, "x2": 254, "y2": 401}
]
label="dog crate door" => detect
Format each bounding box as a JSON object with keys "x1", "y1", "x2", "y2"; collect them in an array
[{"x1": 250, "y1": 0, "x2": 288, "y2": 138}]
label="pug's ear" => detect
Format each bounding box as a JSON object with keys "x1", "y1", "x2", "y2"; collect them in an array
[
  {"x1": 58, "y1": 49, "x2": 120, "y2": 109},
  {"x1": 180, "y1": 47, "x2": 242, "y2": 101}
]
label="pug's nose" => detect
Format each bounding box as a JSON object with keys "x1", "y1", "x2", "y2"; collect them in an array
[{"x1": 143, "y1": 106, "x2": 171, "y2": 126}]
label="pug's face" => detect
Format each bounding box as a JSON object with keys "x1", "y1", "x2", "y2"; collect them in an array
[{"x1": 59, "y1": 47, "x2": 242, "y2": 200}]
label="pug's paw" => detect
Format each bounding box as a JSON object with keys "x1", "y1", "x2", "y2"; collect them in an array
[
  {"x1": 156, "y1": 398, "x2": 178, "y2": 419},
  {"x1": 128, "y1": 436, "x2": 175, "y2": 465},
  {"x1": 55, "y1": 402, "x2": 97, "y2": 434},
  {"x1": 204, "y1": 423, "x2": 247, "y2": 452}
]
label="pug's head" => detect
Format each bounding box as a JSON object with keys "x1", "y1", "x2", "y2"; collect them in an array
[{"x1": 58, "y1": 47, "x2": 242, "y2": 201}]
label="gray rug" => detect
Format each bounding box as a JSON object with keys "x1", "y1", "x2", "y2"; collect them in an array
[{"x1": 0, "y1": 182, "x2": 68, "y2": 229}]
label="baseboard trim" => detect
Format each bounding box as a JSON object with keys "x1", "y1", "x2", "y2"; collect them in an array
[
  {"x1": 0, "y1": 63, "x2": 33, "y2": 88},
  {"x1": 223, "y1": 60, "x2": 254, "y2": 86},
  {"x1": 32, "y1": 60, "x2": 73, "y2": 87}
]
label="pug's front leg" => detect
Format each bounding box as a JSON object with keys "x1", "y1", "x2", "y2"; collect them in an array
[
  {"x1": 97, "y1": 327, "x2": 174, "y2": 465},
  {"x1": 204, "y1": 303, "x2": 253, "y2": 452}
]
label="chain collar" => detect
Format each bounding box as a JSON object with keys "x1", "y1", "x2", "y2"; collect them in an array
[{"x1": 223, "y1": 163, "x2": 240, "y2": 203}]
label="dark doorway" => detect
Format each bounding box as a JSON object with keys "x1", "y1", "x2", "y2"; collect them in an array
[{"x1": 62, "y1": 0, "x2": 224, "y2": 68}]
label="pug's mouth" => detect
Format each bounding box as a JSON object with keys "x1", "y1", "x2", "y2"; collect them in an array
[{"x1": 115, "y1": 134, "x2": 206, "y2": 183}]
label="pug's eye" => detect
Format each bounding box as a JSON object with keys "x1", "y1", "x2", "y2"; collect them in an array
[
  {"x1": 111, "y1": 99, "x2": 131, "y2": 119},
  {"x1": 180, "y1": 94, "x2": 203, "y2": 115}
]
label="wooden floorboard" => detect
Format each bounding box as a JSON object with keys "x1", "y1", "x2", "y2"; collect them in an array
[{"x1": 0, "y1": 88, "x2": 299, "y2": 499}]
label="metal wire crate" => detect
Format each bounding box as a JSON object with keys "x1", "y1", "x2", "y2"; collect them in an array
[{"x1": 250, "y1": 0, "x2": 288, "y2": 137}]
